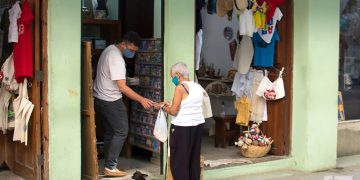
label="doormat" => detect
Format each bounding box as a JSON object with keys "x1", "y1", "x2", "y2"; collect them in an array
[{"x1": 204, "y1": 158, "x2": 252, "y2": 168}]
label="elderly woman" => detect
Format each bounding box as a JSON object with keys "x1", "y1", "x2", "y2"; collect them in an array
[{"x1": 155, "y1": 62, "x2": 205, "y2": 180}]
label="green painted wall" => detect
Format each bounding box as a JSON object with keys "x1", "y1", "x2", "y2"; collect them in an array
[
  {"x1": 48, "y1": 0, "x2": 81, "y2": 179},
  {"x1": 163, "y1": 0, "x2": 195, "y2": 171},
  {"x1": 292, "y1": 0, "x2": 339, "y2": 171}
]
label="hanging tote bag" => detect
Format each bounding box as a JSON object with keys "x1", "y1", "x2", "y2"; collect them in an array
[
  {"x1": 202, "y1": 89, "x2": 213, "y2": 118},
  {"x1": 12, "y1": 78, "x2": 34, "y2": 145},
  {"x1": 1, "y1": 54, "x2": 18, "y2": 91},
  {"x1": 153, "y1": 108, "x2": 168, "y2": 142},
  {"x1": 256, "y1": 67, "x2": 285, "y2": 100}
]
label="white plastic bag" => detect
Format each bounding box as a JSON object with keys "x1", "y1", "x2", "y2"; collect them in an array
[{"x1": 153, "y1": 109, "x2": 168, "y2": 142}]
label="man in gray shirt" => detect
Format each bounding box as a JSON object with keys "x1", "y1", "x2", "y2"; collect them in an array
[{"x1": 93, "y1": 31, "x2": 154, "y2": 177}]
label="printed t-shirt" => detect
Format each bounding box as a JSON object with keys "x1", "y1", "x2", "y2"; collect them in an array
[
  {"x1": 13, "y1": 1, "x2": 34, "y2": 83},
  {"x1": 258, "y1": 7, "x2": 283, "y2": 43},
  {"x1": 252, "y1": 29, "x2": 279, "y2": 67}
]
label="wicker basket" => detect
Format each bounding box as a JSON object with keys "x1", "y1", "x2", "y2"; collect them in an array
[{"x1": 239, "y1": 145, "x2": 271, "y2": 158}]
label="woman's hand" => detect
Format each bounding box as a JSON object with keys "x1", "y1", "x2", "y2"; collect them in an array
[{"x1": 154, "y1": 102, "x2": 165, "y2": 110}]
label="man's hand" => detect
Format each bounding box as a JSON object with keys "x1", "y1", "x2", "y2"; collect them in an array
[{"x1": 140, "y1": 98, "x2": 154, "y2": 110}]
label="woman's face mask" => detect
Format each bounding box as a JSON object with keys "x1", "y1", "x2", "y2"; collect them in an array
[{"x1": 172, "y1": 76, "x2": 179, "y2": 86}]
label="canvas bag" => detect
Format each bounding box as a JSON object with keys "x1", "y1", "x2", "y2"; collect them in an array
[
  {"x1": 202, "y1": 89, "x2": 213, "y2": 118},
  {"x1": 1, "y1": 54, "x2": 18, "y2": 91},
  {"x1": 12, "y1": 78, "x2": 34, "y2": 145},
  {"x1": 256, "y1": 68, "x2": 285, "y2": 100},
  {"x1": 153, "y1": 108, "x2": 168, "y2": 142}
]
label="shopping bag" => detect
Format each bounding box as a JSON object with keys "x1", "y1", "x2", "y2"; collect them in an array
[
  {"x1": 153, "y1": 108, "x2": 168, "y2": 142},
  {"x1": 202, "y1": 90, "x2": 213, "y2": 118}
]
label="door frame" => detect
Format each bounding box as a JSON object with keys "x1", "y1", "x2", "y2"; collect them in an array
[{"x1": 41, "y1": 0, "x2": 49, "y2": 179}]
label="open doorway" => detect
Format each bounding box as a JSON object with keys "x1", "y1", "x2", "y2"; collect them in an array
[
  {"x1": 81, "y1": 0, "x2": 164, "y2": 179},
  {"x1": 195, "y1": 0, "x2": 293, "y2": 169}
]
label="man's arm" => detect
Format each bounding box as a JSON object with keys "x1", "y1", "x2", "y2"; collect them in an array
[{"x1": 117, "y1": 79, "x2": 153, "y2": 109}]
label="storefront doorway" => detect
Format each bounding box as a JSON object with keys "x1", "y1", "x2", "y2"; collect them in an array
[
  {"x1": 196, "y1": 0, "x2": 293, "y2": 166},
  {"x1": 81, "y1": 0, "x2": 165, "y2": 179}
]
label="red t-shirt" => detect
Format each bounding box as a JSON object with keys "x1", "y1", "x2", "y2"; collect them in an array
[{"x1": 13, "y1": 1, "x2": 34, "y2": 83}]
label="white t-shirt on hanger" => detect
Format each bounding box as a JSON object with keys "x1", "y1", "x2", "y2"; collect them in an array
[
  {"x1": 8, "y1": 1, "x2": 21, "y2": 43},
  {"x1": 258, "y1": 7, "x2": 283, "y2": 43}
]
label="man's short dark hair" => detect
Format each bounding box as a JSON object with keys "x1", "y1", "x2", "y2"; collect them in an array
[{"x1": 121, "y1": 31, "x2": 141, "y2": 47}]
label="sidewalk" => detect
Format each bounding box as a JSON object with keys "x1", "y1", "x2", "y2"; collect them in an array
[{"x1": 222, "y1": 155, "x2": 360, "y2": 180}]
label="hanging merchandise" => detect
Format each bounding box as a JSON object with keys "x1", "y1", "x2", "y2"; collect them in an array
[
  {"x1": 8, "y1": 1, "x2": 21, "y2": 43},
  {"x1": 234, "y1": 96, "x2": 252, "y2": 126},
  {"x1": 216, "y1": 0, "x2": 233, "y2": 17},
  {"x1": 0, "y1": 87, "x2": 12, "y2": 133},
  {"x1": 250, "y1": 69, "x2": 267, "y2": 124},
  {"x1": 195, "y1": 29, "x2": 203, "y2": 70},
  {"x1": 13, "y1": 0, "x2": 34, "y2": 83},
  {"x1": 223, "y1": 26, "x2": 234, "y2": 40},
  {"x1": 234, "y1": 0, "x2": 248, "y2": 15},
  {"x1": 12, "y1": 78, "x2": 34, "y2": 145},
  {"x1": 196, "y1": 0, "x2": 205, "y2": 33},
  {"x1": 202, "y1": 88, "x2": 213, "y2": 118},
  {"x1": 231, "y1": 72, "x2": 253, "y2": 99},
  {"x1": 258, "y1": 7, "x2": 283, "y2": 43},
  {"x1": 252, "y1": 0, "x2": 267, "y2": 30},
  {"x1": 229, "y1": 39, "x2": 237, "y2": 61},
  {"x1": 207, "y1": 0, "x2": 217, "y2": 15},
  {"x1": 252, "y1": 29, "x2": 279, "y2": 67},
  {"x1": 256, "y1": 67, "x2": 285, "y2": 100},
  {"x1": 237, "y1": 36, "x2": 254, "y2": 74},
  {"x1": 238, "y1": 8, "x2": 256, "y2": 37},
  {"x1": 0, "y1": 7, "x2": 13, "y2": 66},
  {"x1": 1, "y1": 54, "x2": 18, "y2": 91},
  {"x1": 261, "y1": 0, "x2": 286, "y2": 23}
]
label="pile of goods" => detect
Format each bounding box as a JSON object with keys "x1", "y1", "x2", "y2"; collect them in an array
[{"x1": 235, "y1": 124, "x2": 274, "y2": 158}]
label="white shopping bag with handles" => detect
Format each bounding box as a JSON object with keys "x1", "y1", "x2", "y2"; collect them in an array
[{"x1": 153, "y1": 108, "x2": 167, "y2": 142}]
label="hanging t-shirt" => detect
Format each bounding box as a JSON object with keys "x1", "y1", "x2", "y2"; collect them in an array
[
  {"x1": 239, "y1": 9, "x2": 256, "y2": 37},
  {"x1": 8, "y1": 1, "x2": 21, "y2": 43},
  {"x1": 252, "y1": 29, "x2": 279, "y2": 67},
  {"x1": 0, "y1": 8, "x2": 13, "y2": 66},
  {"x1": 13, "y1": 0, "x2": 34, "y2": 83},
  {"x1": 258, "y1": 7, "x2": 283, "y2": 43}
]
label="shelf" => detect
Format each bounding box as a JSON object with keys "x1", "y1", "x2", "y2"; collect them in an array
[
  {"x1": 198, "y1": 77, "x2": 233, "y2": 83},
  {"x1": 136, "y1": 86, "x2": 161, "y2": 91},
  {"x1": 82, "y1": 18, "x2": 121, "y2": 25},
  {"x1": 135, "y1": 61, "x2": 162, "y2": 66},
  {"x1": 130, "y1": 142, "x2": 160, "y2": 153},
  {"x1": 130, "y1": 131, "x2": 155, "y2": 139},
  {"x1": 131, "y1": 119, "x2": 155, "y2": 127},
  {"x1": 137, "y1": 50, "x2": 160, "y2": 53},
  {"x1": 136, "y1": 74, "x2": 161, "y2": 78},
  {"x1": 133, "y1": 108, "x2": 158, "y2": 115}
]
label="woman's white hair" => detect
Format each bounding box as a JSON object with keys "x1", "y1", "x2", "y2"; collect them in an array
[{"x1": 171, "y1": 62, "x2": 189, "y2": 78}]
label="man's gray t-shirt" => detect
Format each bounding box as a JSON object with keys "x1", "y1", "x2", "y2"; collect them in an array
[{"x1": 93, "y1": 45, "x2": 126, "y2": 101}]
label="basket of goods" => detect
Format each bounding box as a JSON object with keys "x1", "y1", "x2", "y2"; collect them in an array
[{"x1": 235, "y1": 124, "x2": 273, "y2": 158}]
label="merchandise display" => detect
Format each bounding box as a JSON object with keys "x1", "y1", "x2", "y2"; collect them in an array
[
  {"x1": 129, "y1": 39, "x2": 163, "y2": 153},
  {"x1": 235, "y1": 124, "x2": 273, "y2": 158}
]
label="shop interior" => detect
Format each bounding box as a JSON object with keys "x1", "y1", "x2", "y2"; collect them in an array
[{"x1": 80, "y1": 0, "x2": 293, "y2": 179}]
